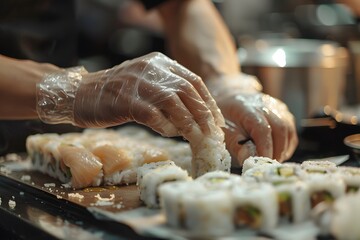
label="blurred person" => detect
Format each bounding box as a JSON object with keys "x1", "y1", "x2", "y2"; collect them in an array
[{"x1": 0, "y1": 0, "x2": 298, "y2": 165}]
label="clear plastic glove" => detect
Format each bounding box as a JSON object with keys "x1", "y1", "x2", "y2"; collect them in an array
[
  {"x1": 37, "y1": 52, "x2": 224, "y2": 141},
  {"x1": 207, "y1": 74, "x2": 298, "y2": 165}
]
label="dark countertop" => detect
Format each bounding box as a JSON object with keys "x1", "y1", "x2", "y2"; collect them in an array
[{"x1": 0, "y1": 168, "x2": 159, "y2": 240}]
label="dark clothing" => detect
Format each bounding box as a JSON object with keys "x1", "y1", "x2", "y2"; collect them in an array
[
  {"x1": 138, "y1": 0, "x2": 167, "y2": 9},
  {"x1": 0, "y1": 0, "x2": 78, "y2": 67}
]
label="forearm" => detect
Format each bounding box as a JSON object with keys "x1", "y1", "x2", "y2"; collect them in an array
[
  {"x1": 0, "y1": 55, "x2": 60, "y2": 119},
  {"x1": 158, "y1": 0, "x2": 240, "y2": 81}
]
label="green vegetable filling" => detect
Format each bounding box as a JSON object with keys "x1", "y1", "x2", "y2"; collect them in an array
[{"x1": 277, "y1": 167, "x2": 294, "y2": 177}]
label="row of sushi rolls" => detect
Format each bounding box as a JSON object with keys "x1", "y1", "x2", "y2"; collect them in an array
[{"x1": 25, "y1": 127, "x2": 360, "y2": 239}]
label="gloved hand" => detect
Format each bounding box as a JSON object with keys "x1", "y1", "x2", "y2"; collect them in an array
[
  {"x1": 206, "y1": 74, "x2": 298, "y2": 165},
  {"x1": 37, "y1": 52, "x2": 224, "y2": 141}
]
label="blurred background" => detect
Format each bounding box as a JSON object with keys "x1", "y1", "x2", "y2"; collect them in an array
[{"x1": 75, "y1": 0, "x2": 360, "y2": 158}]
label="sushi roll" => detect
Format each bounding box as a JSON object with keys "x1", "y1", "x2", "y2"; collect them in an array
[
  {"x1": 242, "y1": 156, "x2": 281, "y2": 174},
  {"x1": 26, "y1": 133, "x2": 60, "y2": 166},
  {"x1": 301, "y1": 160, "x2": 337, "y2": 175},
  {"x1": 25, "y1": 127, "x2": 194, "y2": 188},
  {"x1": 136, "y1": 160, "x2": 176, "y2": 185},
  {"x1": 312, "y1": 191, "x2": 360, "y2": 240},
  {"x1": 182, "y1": 189, "x2": 234, "y2": 237},
  {"x1": 231, "y1": 182, "x2": 278, "y2": 231},
  {"x1": 274, "y1": 181, "x2": 311, "y2": 224},
  {"x1": 40, "y1": 139, "x2": 63, "y2": 180},
  {"x1": 58, "y1": 144, "x2": 104, "y2": 189},
  {"x1": 335, "y1": 166, "x2": 360, "y2": 193},
  {"x1": 158, "y1": 181, "x2": 206, "y2": 228},
  {"x1": 263, "y1": 163, "x2": 305, "y2": 184},
  {"x1": 242, "y1": 165, "x2": 267, "y2": 182},
  {"x1": 91, "y1": 144, "x2": 135, "y2": 185},
  {"x1": 191, "y1": 135, "x2": 231, "y2": 178},
  {"x1": 303, "y1": 173, "x2": 346, "y2": 208},
  {"x1": 138, "y1": 161, "x2": 190, "y2": 208},
  {"x1": 195, "y1": 170, "x2": 242, "y2": 190}
]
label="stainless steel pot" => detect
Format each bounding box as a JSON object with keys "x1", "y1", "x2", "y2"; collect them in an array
[{"x1": 238, "y1": 38, "x2": 348, "y2": 130}]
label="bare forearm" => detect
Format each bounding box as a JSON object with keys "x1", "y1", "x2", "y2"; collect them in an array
[
  {"x1": 0, "y1": 55, "x2": 60, "y2": 119},
  {"x1": 158, "y1": 0, "x2": 240, "y2": 81}
]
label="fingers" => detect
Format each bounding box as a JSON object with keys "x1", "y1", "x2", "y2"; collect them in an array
[
  {"x1": 168, "y1": 63, "x2": 225, "y2": 127},
  {"x1": 261, "y1": 105, "x2": 298, "y2": 162},
  {"x1": 128, "y1": 100, "x2": 179, "y2": 137},
  {"x1": 174, "y1": 79, "x2": 217, "y2": 136},
  {"x1": 265, "y1": 109, "x2": 288, "y2": 161},
  {"x1": 236, "y1": 140, "x2": 257, "y2": 165},
  {"x1": 130, "y1": 77, "x2": 210, "y2": 141},
  {"x1": 283, "y1": 115, "x2": 298, "y2": 161},
  {"x1": 241, "y1": 110, "x2": 273, "y2": 158},
  {"x1": 223, "y1": 125, "x2": 256, "y2": 166}
]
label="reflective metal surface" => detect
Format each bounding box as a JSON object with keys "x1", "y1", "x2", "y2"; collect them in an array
[{"x1": 238, "y1": 38, "x2": 348, "y2": 130}]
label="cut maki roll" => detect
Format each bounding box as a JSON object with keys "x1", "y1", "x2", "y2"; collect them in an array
[
  {"x1": 182, "y1": 189, "x2": 234, "y2": 237},
  {"x1": 242, "y1": 165, "x2": 267, "y2": 183},
  {"x1": 195, "y1": 170, "x2": 242, "y2": 190},
  {"x1": 301, "y1": 160, "x2": 336, "y2": 176},
  {"x1": 230, "y1": 182, "x2": 278, "y2": 231},
  {"x1": 335, "y1": 166, "x2": 360, "y2": 193},
  {"x1": 242, "y1": 156, "x2": 281, "y2": 174},
  {"x1": 137, "y1": 161, "x2": 190, "y2": 208},
  {"x1": 303, "y1": 174, "x2": 346, "y2": 208},
  {"x1": 158, "y1": 181, "x2": 206, "y2": 228},
  {"x1": 263, "y1": 163, "x2": 305, "y2": 184},
  {"x1": 274, "y1": 181, "x2": 311, "y2": 223}
]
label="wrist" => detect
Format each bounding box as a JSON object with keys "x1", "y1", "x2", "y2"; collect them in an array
[{"x1": 36, "y1": 66, "x2": 88, "y2": 125}]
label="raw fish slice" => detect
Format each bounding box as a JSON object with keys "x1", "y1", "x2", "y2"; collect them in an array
[
  {"x1": 142, "y1": 148, "x2": 170, "y2": 164},
  {"x1": 58, "y1": 144, "x2": 103, "y2": 188},
  {"x1": 92, "y1": 144, "x2": 132, "y2": 175}
]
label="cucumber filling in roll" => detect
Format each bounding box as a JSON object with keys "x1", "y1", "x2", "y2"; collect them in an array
[
  {"x1": 305, "y1": 169, "x2": 328, "y2": 174},
  {"x1": 277, "y1": 167, "x2": 295, "y2": 177}
]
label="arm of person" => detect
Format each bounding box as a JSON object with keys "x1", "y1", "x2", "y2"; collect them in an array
[
  {"x1": 0, "y1": 55, "x2": 60, "y2": 119},
  {"x1": 0, "y1": 53, "x2": 223, "y2": 144},
  {"x1": 156, "y1": 0, "x2": 239, "y2": 80}
]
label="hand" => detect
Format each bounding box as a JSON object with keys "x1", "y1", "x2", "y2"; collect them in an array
[
  {"x1": 37, "y1": 52, "x2": 224, "y2": 141},
  {"x1": 207, "y1": 74, "x2": 298, "y2": 165}
]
